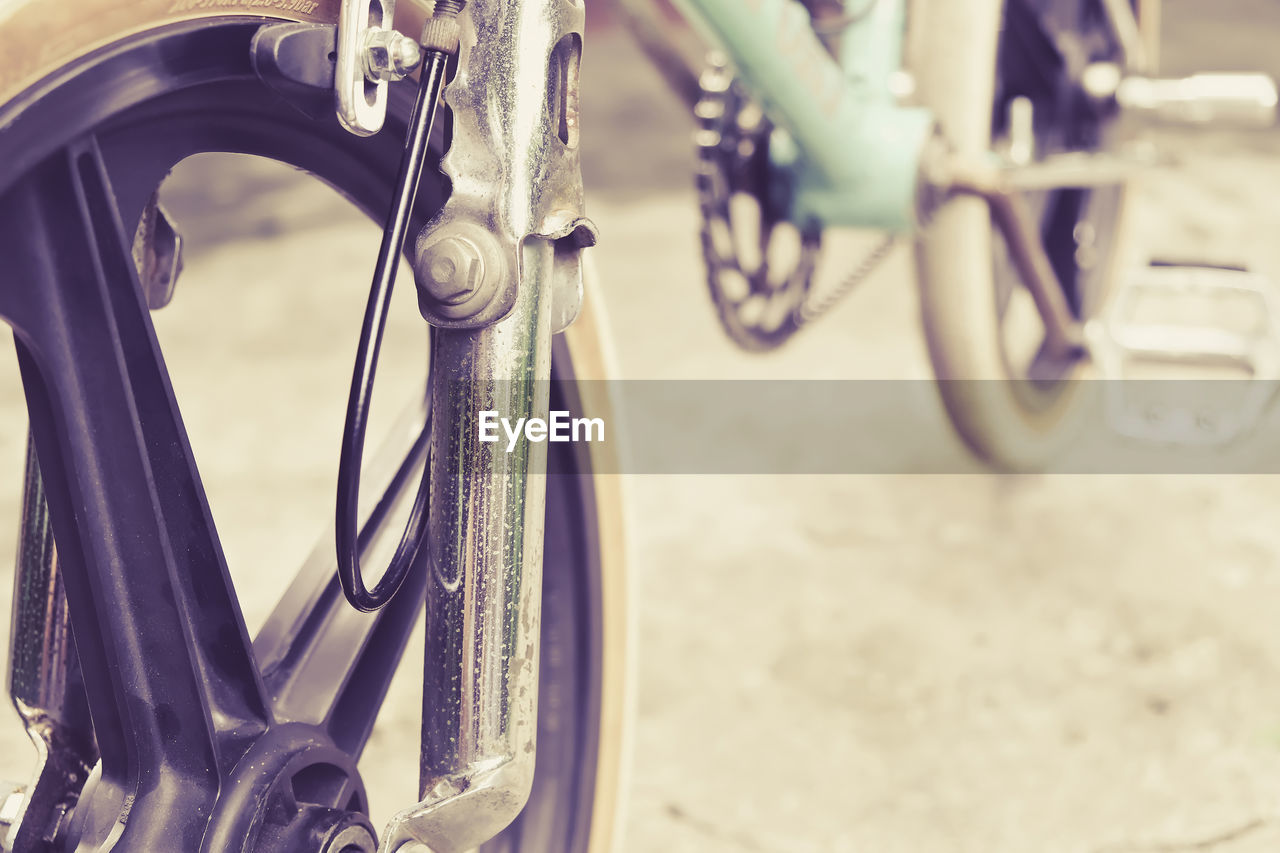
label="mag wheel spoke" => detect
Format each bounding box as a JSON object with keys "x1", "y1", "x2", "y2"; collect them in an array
[
  {"x1": 4, "y1": 434, "x2": 98, "y2": 851},
  {"x1": 0, "y1": 138, "x2": 269, "y2": 845},
  {"x1": 1002, "y1": 0, "x2": 1071, "y2": 104},
  {"x1": 255, "y1": 400, "x2": 431, "y2": 756}
]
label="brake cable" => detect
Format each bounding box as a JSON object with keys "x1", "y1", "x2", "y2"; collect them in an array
[{"x1": 335, "y1": 2, "x2": 463, "y2": 612}]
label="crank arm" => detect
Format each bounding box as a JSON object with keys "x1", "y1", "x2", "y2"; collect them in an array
[
  {"x1": 934, "y1": 153, "x2": 1087, "y2": 360},
  {"x1": 987, "y1": 148, "x2": 1167, "y2": 192},
  {"x1": 929, "y1": 63, "x2": 1276, "y2": 347},
  {"x1": 928, "y1": 61, "x2": 1275, "y2": 356}
]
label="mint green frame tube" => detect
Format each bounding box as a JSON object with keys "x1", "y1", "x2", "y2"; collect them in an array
[{"x1": 673, "y1": 0, "x2": 935, "y2": 231}]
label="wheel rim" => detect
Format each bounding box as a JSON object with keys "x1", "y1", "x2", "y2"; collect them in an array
[{"x1": 0, "y1": 19, "x2": 603, "y2": 851}]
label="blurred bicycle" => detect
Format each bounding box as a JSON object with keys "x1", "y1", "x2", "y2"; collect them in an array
[{"x1": 619, "y1": 0, "x2": 1280, "y2": 469}]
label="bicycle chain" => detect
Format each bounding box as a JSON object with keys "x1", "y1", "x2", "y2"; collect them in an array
[{"x1": 694, "y1": 57, "x2": 897, "y2": 352}]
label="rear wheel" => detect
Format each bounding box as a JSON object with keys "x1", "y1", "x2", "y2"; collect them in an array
[
  {"x1": 912, "y1": 0, "x2": 1158, "y2": 470},
  {"x1": 0, "y1": 12, "x2": 626, "y2": 853}
]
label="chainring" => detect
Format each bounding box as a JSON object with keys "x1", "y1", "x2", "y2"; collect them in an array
[{"x1": 694, "y1": 60, "x2": 822, "y2": 352}]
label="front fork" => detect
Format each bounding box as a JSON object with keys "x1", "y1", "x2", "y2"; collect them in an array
[
  {"x1": 381, "y1": 244, "x2": 555, "y2": 853},
  {"x1": 375, "y1": 0, "x2": 594, "y2": 850}
]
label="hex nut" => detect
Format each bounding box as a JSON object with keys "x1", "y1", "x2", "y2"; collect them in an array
[
  {"x1": 420, "y1": 235, "x2": 485, "y2": 303},
  {"x1": 414, "y1": 224, "x2": 507, "y2": 320},
  {"x1": 363, "y1": 29, "x2": 422, "y2": 82}
]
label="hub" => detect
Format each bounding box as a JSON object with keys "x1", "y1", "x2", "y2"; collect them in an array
[{"x1": 199, "y1": 726, "x2": 374, "y2": 853}]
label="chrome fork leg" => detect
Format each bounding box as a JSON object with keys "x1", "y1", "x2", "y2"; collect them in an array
[
  {"x1": 4, "y1": 435, "x2": 96, "y2": 850},
  {"x1": 380, "y1": 241, "x2": 555, "y2": 853},
  {"x1": 379, "y1": 0, "x2": 593, "y2": 844}
]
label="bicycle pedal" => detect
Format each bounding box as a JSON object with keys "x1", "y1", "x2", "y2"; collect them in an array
[
  {"x1": 1084, "y1": 65, "x2": 1279, "y2": 129},
  {"x1": 1086, "y1": 263, "x2": 1280, "y2": 446}
]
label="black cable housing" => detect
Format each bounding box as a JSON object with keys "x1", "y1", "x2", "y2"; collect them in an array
[{"x1": 336, "y1": 49, "x2": 450, "y2": 612}]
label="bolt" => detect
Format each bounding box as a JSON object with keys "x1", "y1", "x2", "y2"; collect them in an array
[
  {"x1": 418, "y1": 235, "x2": 486, "y2": 304},
  {"x1": 41, "y1": 802, "x2": 70, "y2": 845},
  {"x1": 430, "y1": 256, "x2": 457, "y2": 282},
  {"x1": 432, "y1": 0, "x2": 465, "y2": 18},
  {"x1": 363, "y1": 28, "x2": 422, "y2": 83}
]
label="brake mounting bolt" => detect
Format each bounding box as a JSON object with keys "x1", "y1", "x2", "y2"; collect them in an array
[
  {"x1": 419, "y1": 235, "x2": 486, "y2": 304},
  {"x1": 363, "y1": 28, "x2": 422, "y2": 82}
]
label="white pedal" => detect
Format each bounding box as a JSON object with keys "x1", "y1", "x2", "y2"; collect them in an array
[
  {"x1": 1083, "y1": 65, "x2": 1278, "y2": 129},
  {"x1": 1120, "y1": 73, "x2": 1278, "y2": 128},
  {"x1": 1086, "y1": 264, "x2": 1280, "y2": 446}
]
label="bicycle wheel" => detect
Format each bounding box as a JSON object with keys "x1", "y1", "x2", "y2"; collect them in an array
[
  {"x1": 0, "y1": 4, "x2": 629, "y2": 851},
  {"x1": 911, "y1": 0, "x2": 1158, "y2": 470}
]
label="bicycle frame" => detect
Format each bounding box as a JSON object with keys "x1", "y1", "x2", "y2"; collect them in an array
[
  {"x1": 673, "y1": 0, "x2": 935, "y2": 231},
  {"x1": 658, "y1": 0, "x2": 1147, "y2": 355}
]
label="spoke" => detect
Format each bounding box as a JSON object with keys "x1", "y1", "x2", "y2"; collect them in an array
[
  {"x1": 1039, "y1": 187, "x2": 1087, "y2": 314},
  {"x1": 1002, "y1": 0, "x2": 1069, "y2": 103},
  {"x1": 1098, "y1": 0, "x2": 1147, "y2": 71},
  {"x1": 6, "y1": 435, "x2": 98, "y2": 853},
  {"x1": 0, "y1": 139, "x2": 269, "y2": 846},
  {"x1": 255, "y1": 400, "x2": 430, "y2": 756},
  {"x1": 334, "y1": 774, "x2": 364, "y2": 812}
]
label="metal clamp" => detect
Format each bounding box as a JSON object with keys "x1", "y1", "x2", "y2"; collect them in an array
[
  {"x1": 412, "y1": 0, "x2": 597, "y2": 331},
  {"x1": 336, "y1": 0, "x2": 422, "y2": 136}
]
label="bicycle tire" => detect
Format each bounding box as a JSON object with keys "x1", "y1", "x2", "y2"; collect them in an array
[{"x1": 910, "y1": 0, "x2": 1158, "y2": 471}]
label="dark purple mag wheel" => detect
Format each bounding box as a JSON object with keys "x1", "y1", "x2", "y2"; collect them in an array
[{"x1": 0, "y1": 18, "x2": 618, "y2": 853}]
